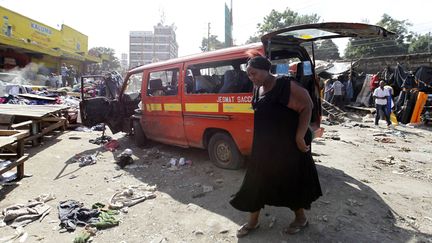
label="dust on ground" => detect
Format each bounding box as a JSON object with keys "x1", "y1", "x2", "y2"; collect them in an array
[{"x1": 1, "y1": 118, "x2": 431, "y2": 242}]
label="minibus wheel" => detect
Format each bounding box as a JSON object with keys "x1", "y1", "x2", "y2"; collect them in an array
[
  {"x1": 208, "y1": 133, "x2": 244, "y2": 169},
  {"x1": 133, "y1": 119, "x2": 147, "y2": 147}
]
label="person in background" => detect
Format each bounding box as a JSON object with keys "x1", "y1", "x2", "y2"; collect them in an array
[
  {"x1": 67, "y1": 65, "x2": 76, "y2": 87},
  {"x1": 329, "y1": 77, "x2": 344, "y2": 108},
  {"x1": 230, "y1": 55, "x2": 322, "y2": 237},
  {"x1": 60, "y1": 63, "x2": 68, "y2": 87},
  {"x1": 373, "y1": 80, "x2": 392, "y2": 127},
  {"x1": 323, "y1": 79, "x2": 333, "y2": 102},
  {"x1": 345, "y1": 73, "x2": 354, "y2": 103}
]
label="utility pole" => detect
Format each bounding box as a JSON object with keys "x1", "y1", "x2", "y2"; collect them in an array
[{"x1": 207, "y1": 22, "x2": 211, "y2": 52}]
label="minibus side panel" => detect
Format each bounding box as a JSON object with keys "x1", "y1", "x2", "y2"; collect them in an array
[{"x1": 140, "y1": 64, "x2": 188, "y2": 147}]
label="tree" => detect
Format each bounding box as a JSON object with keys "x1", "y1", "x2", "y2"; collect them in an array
[
  {"x1": 314, "y1": 39, "x2": 340, "y2": 60},
  {"x1": 246, "y1": 8, "x2": 320, "y2": 43},
  {"x1": 200, "y1": 35, "x2": 225, "y2": 52},
  {"x1": 344, "y1": 14, "x2": 412, "y2": 59},
  {"x1": 88, "y1": 47, "x2": 121, "y2": 74},
  {"x1": 408, "y1": 33, "x2": 432, "y2": 53}
]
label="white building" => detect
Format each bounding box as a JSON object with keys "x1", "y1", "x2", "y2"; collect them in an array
[
  {"x1": 120, "y1": 53, "x2": 128, "y2": 70},
  {"x1": 129, "y1": 24, "x2": 178, "y2": 68}
]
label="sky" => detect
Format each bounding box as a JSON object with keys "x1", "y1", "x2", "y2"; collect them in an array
[{"x1": 1, "y1": 0, "x2": 432, "y2": 60}]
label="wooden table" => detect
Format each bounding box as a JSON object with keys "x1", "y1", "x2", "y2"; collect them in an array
[
  {"x1": 0, "y1": 104, "x2": 69, "y2": 146},
  {"x1": 0, "y1": 130, "x2": 29, "y2": 180}
]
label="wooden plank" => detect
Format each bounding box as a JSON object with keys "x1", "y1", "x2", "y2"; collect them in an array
[
  {"x1": 344, "y1": 105, "x2": 375, "y2": 113},
  {"x1": 0, "y1": 155, "x2": 28, "y2": 177},
  {"x1": 0, "y1": 104, "x2": 69, "y2": 118},
  {"x1": 0, "y1": 137, "x2": 15, "y2": 147},
  {"x1": 24, "y1": 120, "x2": 65, "y2": 142},
  {"x1": 17, "y1": 93, "x2": 57, "y2": 101}
]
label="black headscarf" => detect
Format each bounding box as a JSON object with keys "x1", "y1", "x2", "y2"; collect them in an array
[{"x1": 247, "y1": 56, "x2": 271, "y2": 71}]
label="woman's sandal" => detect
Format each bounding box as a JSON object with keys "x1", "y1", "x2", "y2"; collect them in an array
[
  {"x1": 284, "y1": 220, "x2": 309, "y2": 235},
  {"x1": 236, "y1": 222, "x2": 260, "y2": 238}
]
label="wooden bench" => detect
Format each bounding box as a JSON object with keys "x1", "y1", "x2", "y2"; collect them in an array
[{"x1": 0, "y1": 130, "x2": 29, "y2": 181}]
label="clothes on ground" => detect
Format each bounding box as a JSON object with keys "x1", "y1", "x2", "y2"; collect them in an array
[
  {"x1": 1, "y1": 193, "x2": 55, "y2": 228},
  {"x1": 230, "y1": 77, "x2": 322, "y2": 212},
  {"x1": 89, "y1": 135, "x2": 112, "y2": 145},
  {"x1": 373, "y1": 87, "x2": 389, "y2": 105},
  {"x1": 77, "y1": 154, "x2": 97, "y2": 167},
  {"x1": 58, "y1": 200, "x2": 119, "y2": 232}
]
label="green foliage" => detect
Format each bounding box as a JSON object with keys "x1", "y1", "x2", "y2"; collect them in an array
[
  {"x1": 314, "y1": 39, "x2": 340, "y2": 60},
  {"x1": 247, "y1": 8, "x2": 320, "y2": 43},
  {"x1": 200, "y1": 35, "x2": 225, "y2": 52},
  {"x1": 408, "y1": 33, "x2": 432, "y2": 53},
  {"x1": 344, "y1": 14, "x2": 412, "y2": 59},
  {"x1": 88, "y1": 47, "x2": 121, "y2": 74}
]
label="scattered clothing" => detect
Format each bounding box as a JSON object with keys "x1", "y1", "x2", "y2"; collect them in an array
[
  {"x1": 58, "y1": 200, "x2": 119, "y2": 232},
  {"x1": 77, "y1": 154, "x2": 97, "y2": 167},
  {"x1": 103, "y1": 139, "x2": 119, "y2": 152},
  {"x1": 89, "y1": 135, "x2": 112, "y2": 145},
  {"x1": 1, "y1": 194, "x2": 55, "y2": 228}
]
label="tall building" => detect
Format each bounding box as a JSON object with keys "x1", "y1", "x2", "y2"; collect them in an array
[
  {"x1": 129, "y1": 23, "x2": 178, "y2": 68},
  {"x1": 120, "y1": 53, "x2": 128, "y2": 70}
]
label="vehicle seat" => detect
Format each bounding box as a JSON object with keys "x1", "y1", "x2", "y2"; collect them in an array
[
  {"x1": 184, "y1": 76, "x2": 194, "y2": 93},
  {"x1": 148, "y1": 78, "x2": 165, "y2": 96},
  {"x1": 219, "y1": 70, "x2": 251, "y2": 93},
  {"x1": 195, "y1": 75, "x2": 215, "y2": 93}
]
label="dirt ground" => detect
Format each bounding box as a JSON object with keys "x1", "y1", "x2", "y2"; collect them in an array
[{"x1": 1, "y1": 114, "x2": 432, "y2": 243}]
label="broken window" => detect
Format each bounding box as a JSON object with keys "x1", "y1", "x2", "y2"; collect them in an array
[
  {"x1": 185, "y1": 58, "x2": 252, "y2": 94},
  {"x1": 147, "y1": 68, "x2": 179, "y2": 96}
]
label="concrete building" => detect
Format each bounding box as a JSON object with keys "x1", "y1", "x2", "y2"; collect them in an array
[
  {"x1": 120, "y1": 53, "x2": 128, "y2": 69},
  {"x1": 129, "y1": 23, "x2": 178, "y2": 68}
]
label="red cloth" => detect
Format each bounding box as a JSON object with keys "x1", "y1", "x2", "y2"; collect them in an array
[{"x1": 370, "y1": 74, "x2": 379, "y2": 91}]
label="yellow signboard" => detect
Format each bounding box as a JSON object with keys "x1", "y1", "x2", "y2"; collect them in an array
[
  {"x1": 0, "y1": 6, "x2": 61, "y2": 49},
  {"x1": 60, "y1": 24, "x2": 88, "y2": 53},
  {"x1": 0, "y1": 6, "x2": 100, "y2": 63}
]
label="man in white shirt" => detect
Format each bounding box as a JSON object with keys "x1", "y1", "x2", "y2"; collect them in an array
[
  {"x1": 373, "y1": 81, "x2": 391, "y2": 126},
  {"x1": 330, "y1": 79, "x2": 344, "y2": 108}
]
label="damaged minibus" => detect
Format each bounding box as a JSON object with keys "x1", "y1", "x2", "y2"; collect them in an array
[{"x1": 80, "y1": 22, "x2": 394, "y2": 169}]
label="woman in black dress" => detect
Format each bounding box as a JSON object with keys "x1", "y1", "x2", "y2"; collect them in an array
[{"x1": 230, "y1": 56, "x2": 322, "y2": 237}]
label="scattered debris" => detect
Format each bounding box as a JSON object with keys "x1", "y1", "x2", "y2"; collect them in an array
[
  {"x1": 77, "y1": 154, "x2": 97, "y2": 167},
  {"x1": 219, "y1": 229, "x2": 229, "y2": 234},
  {"x1": 269, "y1": 216, "x2": 276, "y2": 228},
  {"x1": 202, "y1": 185, "x2": 214, "y2": 193},
  {"x1": 400, "y1": 147, "x2": 411, "y2": 152},
  {"x1": 89, "y1": 135, "x2": 112, "y2": 145},
  {"x1": 374, "y1": 137, "x2": 396, "y2": 143},
  {"x1": 375, "y1": 156, "x2": 395, "y2": 166},
  {"x1": 104, "y1": 139, "x2": 120, "y2": 152},
  {"x1": 193, "y1": 230, "x2": 204, "y2": 236},
  {"x1": 1, "y1": 194, "x2": 54, "y2": 228},
  {"x1": 108, "y1": 184, "x2": 157, "y2": 209},
  {"x1": 117, "y1": 149, "x2": 133, "y2": 168}
]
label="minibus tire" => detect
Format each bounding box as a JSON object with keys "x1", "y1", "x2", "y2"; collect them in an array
[
  {"x1": 133, "y1": 120, "x2": 147, "y2": 147},
  {"x1": 208, "y1": 133, "x2": 244, "y2": 170}
]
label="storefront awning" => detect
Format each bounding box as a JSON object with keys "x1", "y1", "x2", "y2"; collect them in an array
[
  {"x1": 60, "y1": 49, "x2": 85, "y2": 61},
  {"x1": 84, "y1": 54, "x2": 101, "y2": 63},
  {"x1": 0, "y1": 35, "x2": 60, "y2": 57}
]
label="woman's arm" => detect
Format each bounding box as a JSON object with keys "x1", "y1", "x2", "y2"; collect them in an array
[{"x1": 287, "y1": 81, "x2": 313, "y2": 152}]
